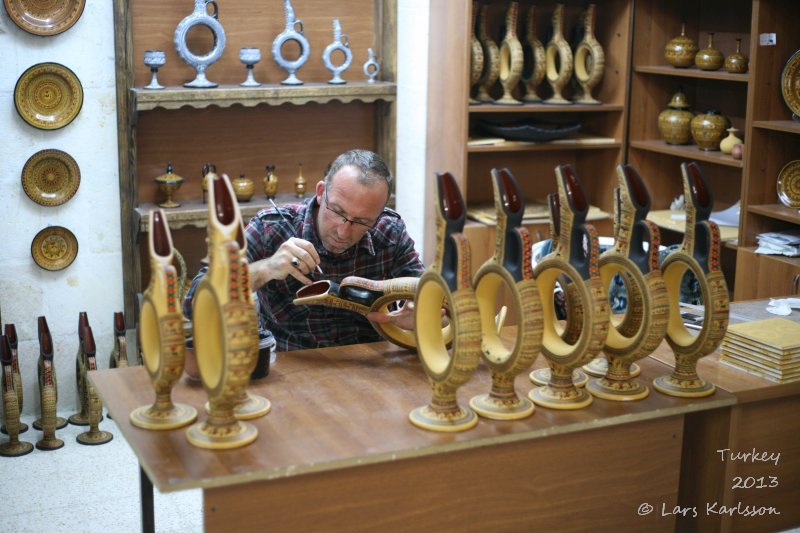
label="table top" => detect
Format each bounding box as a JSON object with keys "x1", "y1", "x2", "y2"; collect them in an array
[
  {"x1": 648, "y1": 209, "x2": 738, "y2": 242},
  {"x1": 90, "y1": 335, "x2": 749, "y2": 494}
]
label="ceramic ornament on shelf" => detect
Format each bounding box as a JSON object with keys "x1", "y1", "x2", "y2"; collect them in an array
[
  {"x1": 363, "y1": 48, "x2": 380, "y2": 83},
  {"x1": 521, "y1": 5, "x2": 545, "y2": 102},
  {"x1": 35, "y1": 320, "x2": 64, "y2": 451},
  {"x1": 544, "y1": 3, "x2": 573, "y2": 104},
  {"x1": 76, "y1": 326, "x2": 113, "y2": 445},
  {"x1": 475, "y1": 3, "x2": 499, "y2": 103},
  {"x1": 468, "y1": 2, "x2": 484, "y2": 103},
  {"x1": 239, "y1": 48, "x2": 262, "y2": 87},
  {"x1": 695, "y1": 32, "x2": 723, "y2": 71},
  {"x1": 0, "y1": 325, "x2": 26, "y2": 436},
  {"x1": 658, "y1": 89, "x2": 694, "y2": 145},
  {"x1": 33, "y1": 317, "x2": 67, "y2": 431},
  {"x1": 263, "y1": 164, "x2": 279, "y2": 199},
  {"x1": 294, "y1": 163, "x2": 306, "y2": 197},
  {"x1": 109, "y1": 312, "x2": 129, "y2": 369},
  {"x1": 496, "y1": 2, "x2": 523, "y2": 105},
  {"x1": 155, "y1": 162, "x2": 184, "y2": 208},
  {"x1": 272, "y1": 0, "x2": 310, "y2": 85},
  {"x1": 143, "y1": 50, "x2": 166, "y2": 90},
  {"x1": 232, "y1": 173, "x2": 255, "y2": 202},
  {"x1": 724, "y1": 38, "x2": 748, "y2": 73},
  {"x1": 69, "y1": 312, "x2": 92, "y2": 426},
  {"x1": 573, "y1": 4, "x2": 605, "y2": 105},
  {"x1": 0, "y1": 335, "x2": 33, "y2": 457},
  {"x1": 323, "y1": 19, "x2": 352, "y2": 84},
  {"x1": 665, "y1": 22, "x2": 698, "y2": 68},
  {"x1": 174, "y1": 0, "x2": 226, "y2": 88}
]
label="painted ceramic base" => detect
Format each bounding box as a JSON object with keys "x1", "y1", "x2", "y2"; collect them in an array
[
  {"x1": 77, "y1": 430, "x2": 113, "y2": 445},
  {"x1": 529, "y1": 367, "x2": 588, "y2": 388},
  {"x1": 587, "y1": 377, "x2": 650, "y2": 401},
  {"x1": 653, "y1": 375, "x2": 716, "y2": 398},
  {"x1": 583, "y1": 358, "x2": 641, "y2": 378},
  {"x1": 0, "y1": 440, "x2": 34, "y2": 457},
  {"x1": 469, "y1": 393, "x2": 535, "y2": 420},
  {"x1": 35, "y1": 416, "x2": 68, "y2": 430},
  {"x1": 528, "y1": 384, "x2": 593, "y2": 410},
  {"x1": 1, "y1": 422, "x2": 28, "y2": 435},
  {"x1": 67, "y1": 412, "x2": 90, "y2": 426},
  {"x1": 35, "y1": 437, "x2": 64, "y2": 451},
  {"x1": 185, "y1": 419, "x2": 258, "y2": 450},
  {"x1": 205, "y1": 393, "x2": 272, "y2": 420},
  {"x1": 130, "y1": 403, "x2": 198, "y2": 430},
  {"x1": 408, "y1": 404, "x2": 478, "y2": 432}
]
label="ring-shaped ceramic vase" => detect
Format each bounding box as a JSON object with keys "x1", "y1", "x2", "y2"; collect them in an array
[
  {"x1": 471, "y1": 168, "x2": 542, "y2": 420},
  {"x1": 0, "y1": 325, "x2": 27, "y2": 436},
  {"x1": 476, "y1": 3, "x2": 500, "y2": 103},
  {"x1": 109, "y1": 312, "x2": 129, "y2": 369},
  {"x1": 655, "y1": 162, "x2": 729, "y2": 397},
  {"x1": 411, "y1": 172, "x2": 482, "y2": 432},
  {"x1": 0, "y1": 335, "x2": 33, "y2": 457},
  {"x1": 36, "y1": 328, "x2": 64, "y2": 451},
  {"x1": 130, "y1": 210, "x2": 198, "y2": 431},
  {"x1": 544, "y1": 4, "x2": 573, "y2": 105},
  {"x1": 363, "y1": 47, "x2": 380, "y2": 83},
  {"x1": 174, "y1": 0, "x2": 226, "y2": 88},
  {"x1": 31, "y1": 318, "x2": 66, "y2": 432},
  {"x1": 469, "y1": 2, "x2": 484, "y2": 104},
  {"x1": 530, "y1": 165, "x2": 609, "y2": 409},
  {"x1": 497, "y1": 2, "x2": 523, "y2": 105},
  {"x1": 68, "y1": 312, "x2": 90, "y2": 426},
  {"x1": 76, "y1": 326, "x2": 113, "y2": 445},
  {"x1": 322, "y1": 19, "x2": 352, "y2": 84},
  {"x1": 573, "y1": 4, "x2": 605, "y2": 105},
  {"x1": 187, "y1": 173, "x2": 262, "y2": 449},
  {"x1": 272, "y1": 0, "x2": 310, "y2": 85},
  {"x1": 586, "y1": 165, "x2": 669, "y2": 401},
  {"x1": 521, "y1": 5, "x2": 546, "y2": 102}
]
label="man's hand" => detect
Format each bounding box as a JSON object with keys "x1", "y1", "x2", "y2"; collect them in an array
[
  {"x1": 367, "y1": 300, "x2": 416, "y2": 331},
  {"x1": 249, "y1": 237, "x2": 321, "y2": 290}
]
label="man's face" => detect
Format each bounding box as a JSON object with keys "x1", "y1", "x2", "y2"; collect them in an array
[{"x1": 315, "y1": 165, "x2": 388, "y2": 255}]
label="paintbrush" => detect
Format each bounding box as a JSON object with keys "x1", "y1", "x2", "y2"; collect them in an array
[{"x1": 270, "y1": 198, "x2": 324, "y2": 275}]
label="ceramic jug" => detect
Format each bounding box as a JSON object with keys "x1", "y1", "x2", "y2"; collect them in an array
[
  {"x1": 544, "y1": 4, "x2": 574, "y2": 104},
  {"x1": 496, "y1": 2, "x2": 523, "y2": 105},
  {"x1": 665, "y1": 22, "x2": 697, "y2": 68},
  {"x1": 573, "y1": 4, "x2": 605, "y2": 104},
  {"x1": 174, "y1": 0, "x2": 226, "y2": 88}
]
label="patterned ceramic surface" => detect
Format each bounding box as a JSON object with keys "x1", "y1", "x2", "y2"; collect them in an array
[
  {"x1": 777, "y1": 160, "x2": 800, "y2": 208},
  {"x1": 3, "y1": 0, "x2": 85, "y2": 36},
  {"x1": 781, "y1": 49, "x2": 800, "y2": 118},
  {"x1": 31, "y1": 226, "x2": 78, "y2": 271},
  {"x1": 14, "y1": 63, "x2": 83, "y2": 130},
  {"x1": 21, "y1": 149, "x2": 80, "y2": 207}
]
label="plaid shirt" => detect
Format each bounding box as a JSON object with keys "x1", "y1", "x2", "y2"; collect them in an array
[{"x1": 184, "y1": 196, "x2": 424, "y2": 352}]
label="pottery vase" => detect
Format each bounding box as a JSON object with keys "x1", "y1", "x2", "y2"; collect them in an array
[
  {"x1": 109, "y1": 312, "x2": 128, "y2": 369},
  {"x1": 658, "y1": 90, "x2": 694, "y2": 145},
  {"x1": 521, "y1": 5, "x2": 546, "y2": 102},
  {"x1": 36, "y1": 325, "x2": 64, "y2": 450},
  {"x1": 201, "y1": 163, "x2": 217, "y2": 204},
  {"x1": 68, "y1": 312, "x2": 91, "y2": 426},
  {"x1": 322, "y1": 19, "x2": 352, "y2": 84},
  {"x1": 294, "y1": 163, "x2": 306, "y2": 197},
  {"x1": 691, "y1": 110, "x2": 730, "y2": 151},
  {"x1": 174, "y1": 0, "x2": 226, "y2": 88},
  {"x1": 731, "y1": 143, "x2": 744, "y2": 160},
  {"x1": 469, "y1": 2, "x2": 484, "y2": 104},
  {"x1": 272, "y1": 0, "x2": 310, "y2": 85},
  {"x1": 573, "y1": 4, "x2": 605, "y2": 105},
  {"x1": 0, "y1": 335, "x2": 33, "y2": 457},
  {"x1": 496, "y1": 2, "x2": 524, "y2": 105},
  {"x1": 724, "y1": 38, "x2": 748, "y2": 74},
  {"x1": 32, "y1": 318, "x2": 67, "y2": 432},
  {"x1": 476, "y1": 3, "x2": 500, "y2": 103},
  {"x1": 665, "y1": 22, "x2": 698, "y2": 68},
  {"x1": 76, "y1": 326, "x2": 113, "y2": 445},
  {"x1": 263, "y1": 164, "x2": 279, "y2": 199},
  {"x1": 544, "y1": 4, "x2": 573, "y2": 104},
  {"x1": 720, "y1": 127, "x2": 743, "y2": 155},
  {"x1": 154, "y1": 162, "x2": 184, "y2": 208},
  {"x1": 695, "y1": 32, "x2": 723, "y2": 71},
  {"x1": 0, "y1": 325, "x2": 26, "y2": 436},
  {"x1": 232, "y1": 173, "x2": 255, "y2": 202}
]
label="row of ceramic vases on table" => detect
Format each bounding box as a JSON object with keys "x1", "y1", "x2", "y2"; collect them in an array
[{"x1": 658, "y1": 90, "x2": 744, "y2": 156}]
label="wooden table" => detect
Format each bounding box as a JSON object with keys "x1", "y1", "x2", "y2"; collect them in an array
[{"x1": 91, "y1": 332, "x2": 800, "y2": 532}]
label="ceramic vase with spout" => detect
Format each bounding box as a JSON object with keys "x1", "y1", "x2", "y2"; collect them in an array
[
  {"x1": 544, "y1": 4, "x2": 573, "y2": 104},
  {"x1": 476, "y1": 3, "x2": 500, "y2": 103},
  {"x1": 263, "y1": 164, "x2": 279, "y2": 199},
  {"x1": 496, "y1": 2, "x2": 523, "y2": 105},
  {"x1": 665, "y1": 22, "x2": 697, "y2": 68},
  {"x1": 469, "y1": 2, "x2": 484, "y2": 104},
  {"x1": 174, "y1": 0, "x2": 226, "y2": 88},
  {"x1": 695, "y1": 32, "x2": 723, "y2": 71},
  {"x1": 724, "y1": 38, "x2": 748, "y2": 74},
  {"x1": 521, "y1": 5, "x2": 546, "y2": 102},
  {"x1": 573, "y1": 4, "x2": 605, "y2": 104}
]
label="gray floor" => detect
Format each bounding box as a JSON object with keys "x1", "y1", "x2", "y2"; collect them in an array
[{"x1": 2, "y1": 413, "x2": 202, "y2": 533}]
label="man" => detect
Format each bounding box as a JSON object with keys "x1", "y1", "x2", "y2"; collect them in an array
[{"x1": 183, "y1": 149, "x2": 424, "y2": 351}]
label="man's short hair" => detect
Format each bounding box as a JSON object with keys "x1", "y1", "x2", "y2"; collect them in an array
[{"x1": 325, "y1": 149, "x2": 393, "y2": 196}]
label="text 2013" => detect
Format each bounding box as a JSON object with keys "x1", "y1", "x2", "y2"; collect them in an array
[{"x1": 732, "y1": 476, "x2": 779, "y2": 490}]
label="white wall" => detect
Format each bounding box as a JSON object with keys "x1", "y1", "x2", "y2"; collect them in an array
[{"x1": 0, "y1": 3, "x2": 122, "y2": 416}]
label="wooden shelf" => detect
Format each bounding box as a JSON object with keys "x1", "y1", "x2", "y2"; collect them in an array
[
  {"x1": 634, "y1": 65, "x2": 750, "y2": 83},
  {"x1": 468, "y1": 136, "x2": 620, "y2": 153},
  {"x1": 132, "y1": 81, "x2": 397, "y2": 111},
  {"x1": 738, "y1": 245, "x2": 800, "y2": 268},
  {"x1": 469, "y1": 103, "x2": 624, "y2": 114},
  {"x1": 648, "y1": 209, "x2": 739, "y2": 242},
  {"x1": 752, "y1": 120, "x2": 800, "y2": 135},
  {"x1": 748, "y1": 204, "x2": 800, "y2": 225},
  {"x1": 629, "y1": 140, "x2": 744, "y2": 168}
]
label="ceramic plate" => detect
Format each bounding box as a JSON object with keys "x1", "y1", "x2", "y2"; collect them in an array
[
  {"x1": 14, "y1": 63, "x2": 83, "y2": 130},
  {"x1": 21, "y1": 149, "x2": 81, "y2": 207},
  {"x1": 781, "y1": 49, "x2": 800, "y2": 118},
  {"x1": 478, "y1": 119, "x2": 582, "y2": 142},
  {"x1": 31, "y1": 226, "x2": 78, "y2": 271},
  {"x1": 3, "y1": 0, "x2": 86, "y2": 36},
  {"x1": 777, "y1": 160, "x2": 800, "y2": 208}
]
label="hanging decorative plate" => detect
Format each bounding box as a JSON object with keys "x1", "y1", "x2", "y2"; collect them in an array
[
  {"x1": 3, "y1": 0, "x2": 86, "y2": 36},
  {"x1": 31, "y1": 226, "x2": 78, "y2": 271},
  {"x1": 21, "y1": 149, "x2": 81, "y2": 207},
  {"x1": 14, "y1": 62, "x2": 83, "y2": 130},
  {"x1": 777, "y1": 160, "x2": 800, "y2": 208},
  {"x1": 781, "y1": 49, "x2": 800, "y2": 119}
]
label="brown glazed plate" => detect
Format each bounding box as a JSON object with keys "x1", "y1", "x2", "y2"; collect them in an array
[
  {"x1": 31, "y1": 226, "x2": 78, "y2": 271},
  {"x1": 781, "y1": 49, "x2": 800, "y2": 119},
  {"x1": 3, "y1": 0, "x2": 86, "y2": 36},
  {"x1": 21, "y1": 149, "x2": 81, "y2": 207},
  {"x1": 14, "y1": 62, "x2": 83, "y2": 130},
  {"x1": 777, "y1": 160, "x2": 800, "y2": 209}
]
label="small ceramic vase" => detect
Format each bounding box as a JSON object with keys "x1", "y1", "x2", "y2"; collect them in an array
[
  {"x1": 263, "y1": 164, "x2": 279, "y2": 199},
  {"x1": 201, "y1": 162, "x2": 217, "y2": 204},
  {"x1": 323, "y1": 19, "x2": 352, "y2": 84},
  {"x1": 470, "y1": 168, "x2": 542, "y2": 419},
  {"x1": 76, "y1": 326, "x2": 113, "y2": 445},
  {"x1": 272, "y1": 0, "x2": 310, "y2": 85},
  {"x1": 691, "y1": 110, "x2": 730, "y2": 151},
  {"x1": 724, "y1": 38, "x2": 748, "y2": 74},
  {"x1": 0, "y1": 325, "x2": 26, "y2": 436},
  {"x1": 109, "y1": 312, "x2": 129, "y2": 369},
  {"x1": 476, "y1": 3, "x2": 500, "y2": 103},
  {"x1": 469, "y1": 2, "x2": 484, "y2": 104},
  {"x1": 521, "y1": 5, "x2": 546, "y2": 102},
  {"x1": 665, "y1": 22, "x2": 698, "y2": 68},
  {"x1": 294, "y1": 163, "x2": 306, "y2": 197},
  {"x1": 232, "y1": 173, "x2": 255, "y2": 202},
  {"x1": 68, "y1": 312, "x2": 91, "y2": 427},
  {"x1": 239, "y1": 48, "x2": 262, "y2": 87},
  {"x1": 731, "y1": 143, "x2": 744, "y2": 160},
  {"x1": 143, "y1": 50, "x2": 166, "y2": 90},
  {"x1": 33, "y1": 318, "x2": 67, "y2": 431},
  {"x1": 363, "y1": 48, "x2": 380, "y2": 83},
  {"x1": 410, "y1": 172, "x2": 482, "y2": 432},
  {"x1": 155, "y1": 162, "x2": 184, "y2": 208},
  {"x1": 496, "y1": 2, "x2": 523, "y2": 105},
  {"x1": 544, "y1": 4, "x2": 574, "y2": 105},
  {"x1": 720, "y1": 127, "x2": 744, "y2": 155},
  {"x1": 573, "y1": 4, "x2": 605, "y2": 104},
  {"x1": 695, "y1": 32, "x2": 723, "y2": 71},
  {"x1": 658, "y1": 89, "x2": 694, "y2": 145},
  {"x1": 36, "y1": 325, "x2": 64, "y2": 451},
  {"x1": 0, "y1": 335, "x2": 33, "y2": 457},
  {"x1": 655, "y1": 162, "x2": 729, "y2": 397},
  {"x1": 174, "y1": 0, "x2": 226, "y2": 88}
]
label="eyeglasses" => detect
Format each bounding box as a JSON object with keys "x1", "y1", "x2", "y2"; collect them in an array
[{"x1": 323, "y1": 190, "x2": 378, "y2": 229}]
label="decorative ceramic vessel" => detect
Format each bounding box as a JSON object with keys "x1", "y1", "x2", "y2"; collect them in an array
[
  {"x1": 695, "y1": 32, "x2": 723, "y2": 71},
  {"x1": 529, "y1": 165, "x2": 609, "y2": 409},
  {"x1": 586, "y1": 165, "x2": 668, "y2": 401},
  {"x1": 232, "y1": 173, "x2": 255, "y2": 202},
  {"x1": 109, "y1": 312, "x2": 129, "y2": 369},
  {"x1": 470, "y1": 168, "x2": 541, "y2": 419},
  {"x1": 521, "y1": 5, "x2": 546, "y2": 102},
  {"x1": 469, "y1": 2, "x2": 484, "y2": 104},
  {"x1": 14, "y1": 62, "x2": 83, "y2": 131},
  {"x1": 32, "y1": 318, "x2": 67, "y2": 432},
  {"x1": 68, "y1": 312, "x2": 91, "y2": 426},
  {"x1": 3, "y1": 0, "x2": 86, "y2": 36},
  {"x1": 187, "y1": 173, "x2": 263, "y2": 449},
  {"x1": 544, "y1": 4, "x2": 574, "y2": 105},
  {"x1": 36, "y1": 325, "x2": 64, "y2": 451},
  {"x1": 720, "y1": 127, "x2": 743, "y2": 155},
  {"x1": 476, "y1": 3, "x2": 500, "y2": 103},
  {"x1": 263, "y1": 164, "x2": 279, "y2": 198},
  {"x1": 573, "y1": 4, "x2": 605, "y2": 105},
  {"x1": 363, "y1": 48, "x2": 380, "y2": 83},
  {"x1": 130, "y1": 210, "x2": 198, "y2": 431},
  {"x1": 0, "y1": 335, "x2": 33, "y2": 457},
  {"x1": 496, "y1": 2, "x2": 523, "y2": 105},
  {"x1": 691, "y1": 110, "x2": 730, "y2": 151},
  {"x1": 724, "y1": 38, "x2": 748, "y2": 73},
  {"x1": 731, "y1": 143, "x2": 744, "y2": 160},
  {"x1": 239, "y1": 48, "x2": 262, "y2": 87},
  {"x1": 0, "y1": 325, "x2": 26, "y2": 436},
  {"x1": 174, "y1": 0, "x2": 226, "y2": 88},
  {"x1": 294, "y1": 163, "x2": 306, "y2": 197},
  {"x1": 21, "y1": 148, "x2": 81, "y2": 207},
  {"x1": 323, "y1": 19, "x2": 352, "y2": 84},
  {"x1": 76, "y1": 326, "x2": 113, "y2": 445},
  {"x1": 411, "y1": 172, "x2": 482, "y2": 432},
  {"x1": 143, "y1": 50, "x2": 166, "y2": 90},
  {"x1": 658, "y1": 89, "x2": 694, "y2": 145},
  {"x1": 655, "y1": 162, "x2": 729, "y2": 397},
  {"x1": 665, "y1": 22, "x2": 697, "y2": 68},
  {"x1": 201, "y1": 162, "x2": 217, "y2": 203},
  {"x1": 272, "y1": 0, "x2": 310, "y2": 85},
  {"x1": 155, "y1": 162, "x2": 184, "y2": 208}
]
